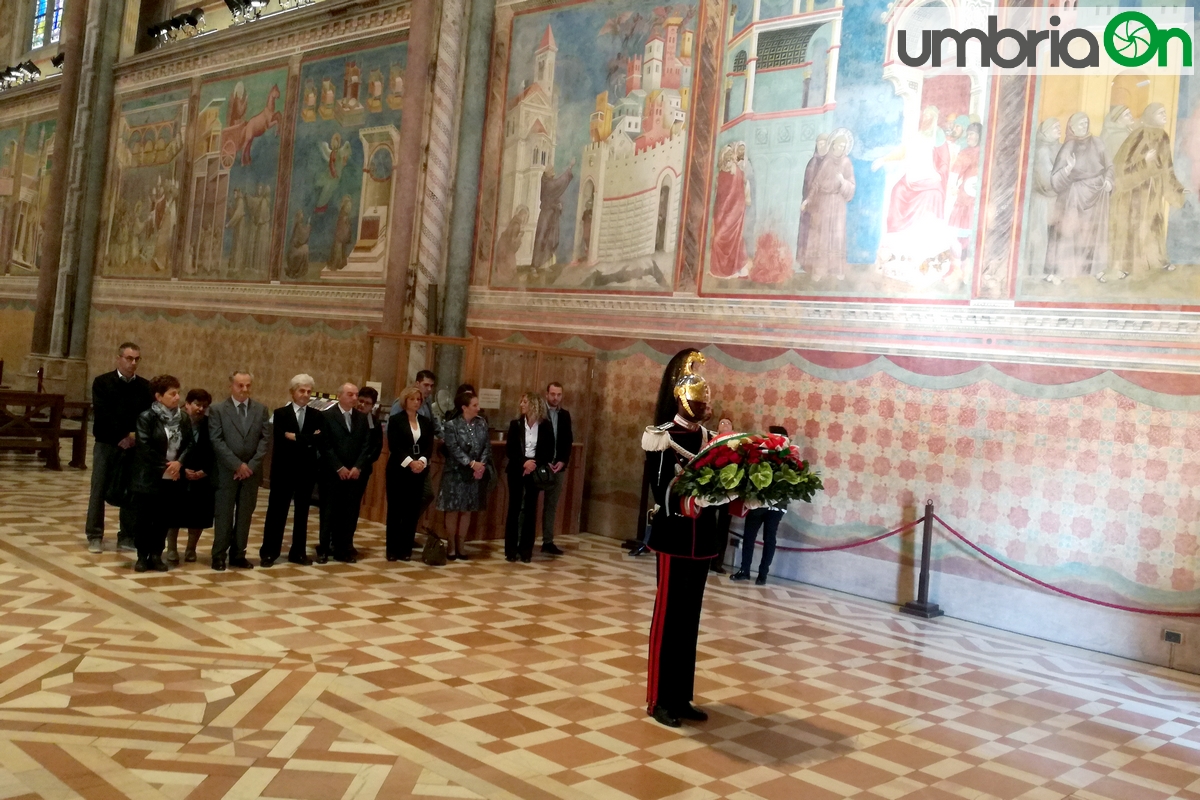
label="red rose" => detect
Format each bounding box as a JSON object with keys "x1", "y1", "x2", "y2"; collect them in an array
[{"x1": 714, "y1": 452, "x2": 731, "y2": 467}]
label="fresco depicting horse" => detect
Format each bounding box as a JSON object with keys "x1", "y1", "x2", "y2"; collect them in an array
[{"x1": 235, "y1": 84, "x2": 282, "y2": 166}]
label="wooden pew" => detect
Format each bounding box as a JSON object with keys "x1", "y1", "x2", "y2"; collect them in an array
[{"x1": 0, "y1": 391, "x2": 65, "y2": 470}]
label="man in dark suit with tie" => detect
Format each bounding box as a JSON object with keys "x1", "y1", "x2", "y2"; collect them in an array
[
  {"x1": 260, "y1": 374, "x2": 324, "y2": 567},
  {"x1": 346, "y1": 385, "x2": 384, "y2": 554},
  {"x1": 86, "y1": 342, "x2": 152, "y2": 553},
  {"x1": 541, "y1": 381, "x2": 573, "y2": 555},
  {"x1": 317, "y1": 383, "x2": 371, "y2": 564},
  {"x1": 209, "y1": 371, "x2": 271, "y2": 571}
]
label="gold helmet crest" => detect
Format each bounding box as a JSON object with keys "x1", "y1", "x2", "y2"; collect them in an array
[{"x1": 672, "y1": 351, "x2": 710, "y2": 417}]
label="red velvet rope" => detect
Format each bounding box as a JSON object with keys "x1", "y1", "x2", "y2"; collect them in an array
[
  {"x1": 932, "y1": 514, "x2": 1200, "y2": 618},
  {"x1": 735, "y1": 516, "x2": 926, "y2": 553}
]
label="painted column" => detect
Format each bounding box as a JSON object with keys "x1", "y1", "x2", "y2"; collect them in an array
[
  {"x1": 377, "y1": 0, "x2": 438, "y2": 391},
  {"x1": 68, "y1": 0, "x2": 125, "y2": 359},
  {"x1": 742, "y1": 25, "x2": 759, "y2": 116},
  {"x1": 436, "y1": 0, "x2": 497, "y2": 389},
  {"x1": 52, "y1": 0, "x2": 117, "y2": 357},
  {"x1": 824, "y1": 13, "x2": 842, "y2": 106},
  {"x1": 30, "y1": 0, "x2": 91, "y2": 354}
]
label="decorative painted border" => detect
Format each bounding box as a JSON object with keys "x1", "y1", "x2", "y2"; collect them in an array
[
  {"x1": 465, "y1": 288, "x2": 1200, "y2": 373},
  {"x1": 91, "y1": 277, "x2": 384, "y2": 321}
]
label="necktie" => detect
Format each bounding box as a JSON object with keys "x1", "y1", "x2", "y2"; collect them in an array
[
  {"x1": 344, "y1": 411, "x2": 352, "y2": 431},
  {"x1": 296, "y1": 406, "x2": 304, "y2": 429},
  {"x1": 239, "y1": 403, "x2": 247, "y2": 419}
]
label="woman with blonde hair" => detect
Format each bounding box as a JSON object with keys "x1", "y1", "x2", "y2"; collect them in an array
[
  {"x1": 504, "y1": 392, "x2": 556, "y2": 563},
  {"x1": 386, "y1": 384, "x2": 434, "y2": 561}
]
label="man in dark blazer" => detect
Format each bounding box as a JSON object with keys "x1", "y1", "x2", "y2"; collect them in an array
[
  {"x1": 209, "y1": 371, "x2": 271, "y2": 571},
  {"x1": 86, "y1": 342, "x2": 152, "y2": 554},
  {"x1": 347, "y1": 386, "x2": 384, "y2": 553},
  {"x1": 541, "y1": 381, "x2": 574, "y2": 555},
  {"x1": 260, "y1": 374, "x2": 324, "y2": 567},
  {"x1": 317, "y1": 383, "x2": 371, "y2": 563}
]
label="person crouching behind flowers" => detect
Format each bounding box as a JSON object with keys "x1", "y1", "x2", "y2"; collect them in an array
[{"x1": 130, "y1": 375, "x2": 192, "y2": 572}]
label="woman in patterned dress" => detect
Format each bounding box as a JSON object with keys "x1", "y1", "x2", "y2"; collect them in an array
[{"x1": 438, "y1": 391, "x2": 492, "y2": 560}]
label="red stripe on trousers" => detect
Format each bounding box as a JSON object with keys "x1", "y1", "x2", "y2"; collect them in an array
[{"x1": 646, "y1": 552, "x2": 671, "y2": 713}]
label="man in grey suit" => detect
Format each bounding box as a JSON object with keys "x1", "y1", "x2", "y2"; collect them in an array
[{"x1": 209, "y1": 371, "x2": 270, "y2": 571}]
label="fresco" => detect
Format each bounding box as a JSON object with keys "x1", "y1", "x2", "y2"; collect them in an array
[
  {"x1": 101, "y1": 89, "x2": 190, "y2": 278},
  {"x1": 0, "y1": 125, "x2": 21, "y2": 275},
  {"x1": 8, "y1": 119, "x2": 55, "y2": 273},
  {"x1": 487, "y1": 1, "x2": 698, "y2": 292},
  {"x1": 183, "y1": 65, "x2": 288, "y2": 281},
  {"x1": 700, "y1": 0, "x2": 984, "y2": 298},
  {"x1": 283, "y1": 40, "x2": 407, "y2": 283},
  {"x1": 1017, "y1": 60, "x2": 1200, "y2": 303}
]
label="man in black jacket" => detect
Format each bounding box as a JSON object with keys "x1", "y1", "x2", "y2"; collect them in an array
[
  {"x1": 540, "y1": 382, "x2": 573, "y2": 555},
  {"x1": 260, "y1": 374, "x2": 323, "y2": 567},
  {"x1": 347, "y1": 386, "x2": 384, "y2": 553},
  {"x1": 317, "y1": 383, "x2": 371, "y2": 563},
  {"x1": 86, "y1": 342, "x2": 152, "y2": 554}
]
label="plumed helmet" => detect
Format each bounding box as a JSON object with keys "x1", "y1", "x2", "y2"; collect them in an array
[{"x1": 654, "y1": 349, "x2": 710, "y2": 424}]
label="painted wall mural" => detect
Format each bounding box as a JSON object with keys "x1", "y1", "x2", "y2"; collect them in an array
[
  {"x1": 100, "y1": 89, "x2": 190, "y2": 278},
  {"x1": 700, "y1": 0, "x2": 985, "y2": 298},
  {"x1": 0, "y1": 125, "x2": 22, "y2": 276},
  {"x1": 1017, "y1": 65, "x2": 1200, "y2": 303},
  {"x1": 9, "y1": 119, "x2": 55, "y2": 273},
  {"x1": 283, "y1": 40, "x2": 407, "y2": 283},
  {"x1": 486, "y1": 1, "x2": 699, "y2": 292},
  {"x1": 183, "y1": 65, "x2": 289, "y2": 281}
]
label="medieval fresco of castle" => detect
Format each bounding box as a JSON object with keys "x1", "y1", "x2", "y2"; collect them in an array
[
  {"x1": 283, "y1": 41, "x2": 407, "y2": 283},
  {"x1": 100, "y1": 89, "x2": 190, "y2": 279},
  {"x1": 1016, "y1": 64, "x2": 1200, "y2": 303},
  {"x1": 487, "y1": 1, "x2": 698, "y2": 292},
  {"x1": 183, "y1": 66, "x2": 288, "y2": 282},
  {"x1": 700, "y1": 0, "x2": 984, "y2": 299}
]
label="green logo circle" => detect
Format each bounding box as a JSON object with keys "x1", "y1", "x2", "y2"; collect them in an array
[{"x1": 1106, "y1": 11, "x2": 1158, "y2": 67}]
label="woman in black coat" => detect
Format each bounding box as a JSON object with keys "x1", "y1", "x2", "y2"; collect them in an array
[
  {"x1": 166, "y1": 388, "x2": 215, "y2": 564},
  {"x1": 504, "y1": 392, "x2": 556, "y2": 563},
  {"x1": 386, "y1": 385, "x2": 435, "y2": 561},
  {"x1": 131, "y1": 375, "x2": 192, "y2": 573}
]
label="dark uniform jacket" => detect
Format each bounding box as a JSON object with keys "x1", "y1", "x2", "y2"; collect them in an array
[{"x1": 646, "y1": 423, "x2": 723, "y2": 559}]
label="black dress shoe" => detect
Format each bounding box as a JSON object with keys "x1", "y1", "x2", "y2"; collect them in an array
[
  {"x1": 260, "y1": 556, "x2": 276, "y2": 568},
  {"x1": 150, "y1": 555, "x2": 169, "y2": 572},
  {"x1": 401, "y1": 555, "x2": 412, "y2": 561},
  {"x1": 134, "y1": 558, "x2": 149, "y2": 573},
  {"x1": 630, "y1": 544, "x2": 649, "y2": 557},
  {"x1": 755, "y1": 573, "x2": 768, "y2": 585},
  {"x1": 447, "y1": 554, "x2": 458, "y2": 561},
  {"x1": 650, "y1": 705, "x2": 681, "y2": 728},
  {"x1": 386, "y1": 555, "x2": 399, "y2": 562},
  {"x1": 505, "y1": 555, "x2": 518, "y2": 562},
  {"x1": 287, "y1": 555, "x2": 313, "y2": 566},
  {"x1": 676, "y1": 703, "x2": 708, "y2": 722},
  {"x1": 315, "y1": 553, "x2": 328, "y2": 564},
  {"x1": 334, "y1": 554, "x2": 357, "y2": 564},
  {"x1": 456, "y1": 552, "x2": 470, "y2": 561},
  {"x1": 730, "y1": 570, "x2": 751, "y2": 581},
  {"x1": 212, "y1": 557, "x2": 227, "y2": 572},
  {"x1": 541, "y1": 543, "x2": 564, "y2": 555},
  {"x1": 520, "y1": 556, "x2": 532, "y2": 564},
  {"x1": 710, "y1": 562, "x2": 727, "y2": 574},
  {"x1": 229, "y1": 556, "x2": 254, "y2": 569}
]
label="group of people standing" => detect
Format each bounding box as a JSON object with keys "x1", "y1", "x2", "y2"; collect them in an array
[
  {"x1": 1026, "y1": 103, "x2": 1186, "y2": 284},
  {"x1": 84, "y1": 343, "x2": 576, "y2": 573}
]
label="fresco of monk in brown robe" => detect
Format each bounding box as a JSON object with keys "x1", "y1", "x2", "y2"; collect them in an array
[
  {"x1": 1106, "y1": 103, "x2": 1187, "y2": 280},
  {"x1": 801, "y1": 129, "x2": 856, "y2": 281},
  {"x1": 1045, "y1": 113, "x2": 1113, "y2": 284}
]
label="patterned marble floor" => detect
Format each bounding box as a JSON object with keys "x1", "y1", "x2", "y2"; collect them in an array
[{"x1": 1, "y1": 453, "x2": 1199, "y2": 800}]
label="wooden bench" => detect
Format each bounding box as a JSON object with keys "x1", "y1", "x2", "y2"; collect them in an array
[
  {"x1": 61, "y1": 401, "x2": 91, "y2": 469},
  {"x1": 0, "y1": 391, "x2": 65, "y2": 470}
]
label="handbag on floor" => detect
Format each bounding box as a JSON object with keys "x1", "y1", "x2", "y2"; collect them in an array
[{"x1": 421, "y1": 533, "x2": 448, "y2": 566}]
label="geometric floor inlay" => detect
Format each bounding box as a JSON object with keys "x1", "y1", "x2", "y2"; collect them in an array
[{"x1": 1, "y1": 452, "x2": 1198, "y2": 799}]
